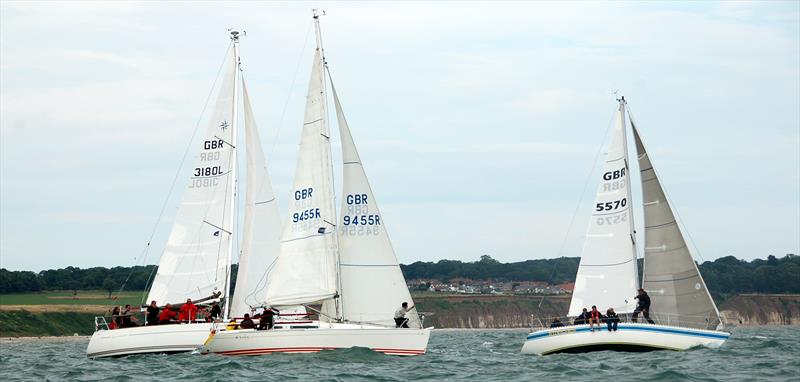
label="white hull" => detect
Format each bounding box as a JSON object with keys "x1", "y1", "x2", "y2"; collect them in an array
[
  {"x1": 521, "y1": 323, "x2": 730, "y2": 355},
  {"x1": 86, "y1": 323, "x2": 213, "y2": 358},
  {"x1": 202, "y1": 321, "x2": 431, "y2": 356}
]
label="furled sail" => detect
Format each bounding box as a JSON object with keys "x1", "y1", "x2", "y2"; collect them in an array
[
  {"x1": 229, "y1": 80, "x2": 282, "y2": 317},
  {"x1": 632, "y1": 121, "x2": 721, "y2": 329},
  {"x1": 327, "y1": 82, "x2": 420, "y2": 328},
  {"x1": 147, "y1": 50, "x2": 237, "y2": 306},
  {"x1": 264, "y1": 35, "x2": 338, "y2": 307},
  {"x1": 568, "y1": 102, "x2": 639, "y2": 316}
]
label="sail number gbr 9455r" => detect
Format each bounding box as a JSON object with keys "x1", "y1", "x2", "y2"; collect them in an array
[
  {"x1": 189, "y1": 139, "x2": 226, "y2": 189},
  {"x1": 343, "y1": 193, "x2": 381, "y2": 236}
]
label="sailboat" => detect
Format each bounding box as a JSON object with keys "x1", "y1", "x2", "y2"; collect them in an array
[
  {"x1": 521, "y1": 97, "x2": 731, "y2": 355},
  {"x1": 200, "y1": 13, "x2": 432, "y2": 356},
  {"x1": 86, "y1": 30, "x2": 283, "y2": 358}
]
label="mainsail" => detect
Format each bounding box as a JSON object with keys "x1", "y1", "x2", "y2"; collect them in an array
[
  {"x1": 632, "y1": 121, "x2": 721, "y2": 329},
  {"x1": 328, "y1": 82, "x2": 420, "y2": 328},
  {"x1": 264, "y1": 26, "x2": 338, "y2": 307},
  {"x1": 147, "y1": 49, "x2": 237, "y2": 306},
  {"x1": 568, "y1": 101, "x2": 639, "y2": 316},
  {"x1": 229, "y1": 80, "x2": 282, "y2": 317}
]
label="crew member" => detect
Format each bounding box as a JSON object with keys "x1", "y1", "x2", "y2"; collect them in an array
[
  {"x1": 605, "y1": 308, "x2": 620, "y2": 332},
  {"x1": 178, "y1": 298, "x2": 198, "y2": 323},
  {"x1": 394, "y1": 302, "x2": 414, "y2": 328},
  {"x1": 239, "y1": 313, "x2": 255, "y2": 329},
  {"x1": 588, "y1": 305, "x2": 603, "y2": 332},
  {"x1": 550, "y1": 317, "x2": 565, "y2": 328},
  {"x1": 145, "y1": 300, "x2": 160, "y2": 326},
  {"x1": 632, "y1": 288, "x2": 655, "y2": 324},
  {"x1": 573, "y1": 308, "x2": 589, "y2": 325},
  {"x1": 159, "y1": 304, "x2": 177, "y2": 324}
]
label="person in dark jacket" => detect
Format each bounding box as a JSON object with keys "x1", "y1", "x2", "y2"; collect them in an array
[
  {"x1": 239, "y1": 313, "x2": 256, "y2": 329},
  {"x1": 573, "y1": 308, "x2": 589, "y2": 325},
  {"x1": 258, "y1": 307, "x2": 280, "y2": 330},
  {"x1": 632, "y1": 288, "x2": 655, "y2": 324},
  {"x1": 605, "y1": 308, "x2": 620, "y2": 331},
  {"x1": 145, "y1": 301, "x2": 160, "y2": 326},
  {"x1": 209, "y1": 301, "x2": 221, "y2": 321},
  {"x1": 588, "y1": 305, "x2": 603, "y2": 332},
  {"x1": 550, "y1": 317, "x2": 565, "y2": 328}
]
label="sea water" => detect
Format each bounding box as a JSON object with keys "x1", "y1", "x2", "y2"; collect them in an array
[{"x1": 0, "y1": 327, "x2": 797, "y2": 381}]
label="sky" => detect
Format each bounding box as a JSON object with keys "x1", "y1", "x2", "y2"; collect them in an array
[{"x1": 1, "y1": 1, "x2": 798, "y2": 272}]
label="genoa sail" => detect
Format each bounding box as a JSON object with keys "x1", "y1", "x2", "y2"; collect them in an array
[
  {"x1": 568, "y1": 101, "x2": 639, "y2": 316},
  {"x1": 147, "y1": 50, "x2": 237, "y2": 306},
  {"x1": 327, "y1": 82, "x2": 420, "y2": 328},
  {"x1": 632, "y1": 121, "x2": 721, "y2": 329},
  {"x1": 229, "y1": 80, "x2": 282, "y2": 317},
  {"x1": 264, "y1": 31, "x2": 338, "y2": 307}
]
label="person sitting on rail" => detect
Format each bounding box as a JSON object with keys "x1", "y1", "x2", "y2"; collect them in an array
[
  {"x1": 226, "y1": 318, "x2": 238, "y2": 331},
  {"x1": 209, "y1": 301, "x2": 221, "y2": 321},
  {"x1": 605, "y1": 308, "x2": 620, "y2": 332},
  {"x1": 109, "y1": 306, "x2": 122, "y2": 329},
  {"x1": 550, "y1": 317, "x2": 565, "y2": 328},
  {"x1": 573, "y1": 308, "x2": 589, "y2": 325},
  {"x1": 588, "y1": 305, "x2": 603, "y2": 332},
  {"x1": 158, "y1": 304, "x2": 177, "y2": 324},
  {"x1": 239, "y1": 313, "x2": 256, "y2": 329},
  {"x1": 120, "y1": 304, "x2": 140, "y2": 328}
]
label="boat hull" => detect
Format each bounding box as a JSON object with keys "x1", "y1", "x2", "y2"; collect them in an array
[
  {"x1": 201, "y1": 322, "x2": 431, "y2": 356},
  {"x1": 521, "y1": 323, "x2": 730, "y2": 355},
  {"x1": 86, "y1": 323, "x2": 213, "y2": 358}
]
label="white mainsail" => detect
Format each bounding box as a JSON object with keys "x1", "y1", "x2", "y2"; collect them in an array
[
  {"x1": 632, "y1": 121, "x2": 721, "y2": 329},
  {"x1": 568, "y1": 101, "x2": 639, "y2": 316},
  {"x1": 229, "y1": 80, "x2": 282, "y2": 317},
  {"x1": 147, "y1": 50, "x2": 237, "y2": 306},
  {"x1": 328, "y1": 83, "x2": 420, "y2": 328},
  {"x1": 264, "y1": 27, "x2": 338, "y2": 307}
]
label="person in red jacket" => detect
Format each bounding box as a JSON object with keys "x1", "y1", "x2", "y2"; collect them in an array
[
  {"x1": 159, "y1": 304, "x2": 177, "y2": 324},
  {"x1": 588, "y1": 305, "x2": 604, "y2": 332},
  {"x1": 178, "y1": 298, "x2": 198, "y2": 323}
]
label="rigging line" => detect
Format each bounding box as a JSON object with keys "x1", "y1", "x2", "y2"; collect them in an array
[
  {"x1": 116, "y1": 41, "x2": 234, "y2": 306},
  {"x1": 267, "y1": 20, "x2": 314, "y2": 162},
  {"x1": 626, "y1": 105, "x2": 706, "y2": 263}
]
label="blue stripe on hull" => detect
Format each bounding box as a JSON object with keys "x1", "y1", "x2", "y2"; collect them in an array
[{"x1": 526, "y1": 324, "x2": 730, "y2": 341}]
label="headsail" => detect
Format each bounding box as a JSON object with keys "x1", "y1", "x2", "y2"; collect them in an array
[
  {"x1": 264, "y1": 26, "x2": 338, "y2": 307},
  {"x1": 327, "y1": 82, "x2": 420, "y2": 328},
  {"x1": 229, "y1": 80, "x2": 282, "y2": 317},
  {"x1": 632, "y1": 121, "x2": 721, "y2": 329},
  {"x1": 147, "y1": 49, "x2": 237, "y2": 306},
  {"x1": 568, "y1": 101, "x2": 639, "y2": 316}
]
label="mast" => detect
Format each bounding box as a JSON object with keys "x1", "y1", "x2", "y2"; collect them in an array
[
  {"x1": 313, "y1": 9, "x2": 344, "y2": 321},
  {"x1": 223, "y1": 30, "x2": 241, "y2": 319},
  {"x1": 618, "y1": 96, "x2": 640, "y2": 289}
]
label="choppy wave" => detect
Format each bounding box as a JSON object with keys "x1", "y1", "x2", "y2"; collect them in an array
[{"x1": 0, "y1": 327, "x2": 797, "y2": 381}]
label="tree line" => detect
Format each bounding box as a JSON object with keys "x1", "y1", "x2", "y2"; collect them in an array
[{"x1": 0, "y1": 254, "x2": 797, "y2": 295}]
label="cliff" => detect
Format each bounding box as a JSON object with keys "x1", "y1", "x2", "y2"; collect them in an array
[{"x1": 413, "y1": 294, "x2": 800, "y2": 328}]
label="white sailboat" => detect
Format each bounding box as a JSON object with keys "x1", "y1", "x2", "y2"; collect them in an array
[
  {"x1": 521, "y1": 97, "x2": 730, "y2": 355},
  {"x1": 201, "y1": 13, "x2": 431, "y2": 356},
  {"x1": 87, "y1": 31, "x2": 283, "y2": 358}
]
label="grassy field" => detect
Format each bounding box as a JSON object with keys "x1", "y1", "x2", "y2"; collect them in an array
[
  {"x1": 0, "y1": 311, "x2": 99, "y2": 337},
  {"x1": 0, "y1": 290, "x2": 143, "y2": 309}
]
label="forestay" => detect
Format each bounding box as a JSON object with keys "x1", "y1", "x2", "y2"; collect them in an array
[
  {"x1": 632, "y1": 121, "x2": 721, "y2": 329},
  {"x1": 328, "y1": 83, "x2": 420, "y2": 328},
  {"x1": 147, "y1": 50, "x2": 237, "y2": 306},
  {"x1": 264, "y1": 39, "x2": 338, "y2": 307},
  {"x1": 229, "y1": 80, "x2": 282, "y2": 317},
  {"x1": 568, "y1": 102, "x2": 639, "y2": 316}
]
